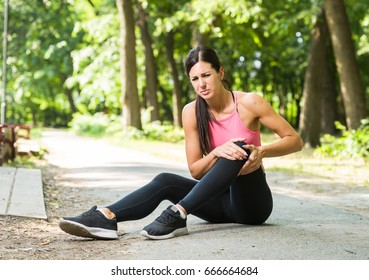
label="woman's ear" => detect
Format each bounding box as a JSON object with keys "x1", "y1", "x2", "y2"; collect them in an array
[{"x1": 219, "y1": 66, "x2": 225, "y2": 80}]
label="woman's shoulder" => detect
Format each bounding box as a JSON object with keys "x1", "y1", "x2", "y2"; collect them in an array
[
  {"x1": 182, "y1": 100, "x2": 197, "y2": 126},
  {"x1": 235, "y1": 91, "x2": 266, "y2": 108},
  {"x1": 183, "y1": 100, "x2": 196, "y2": 113},
  {"x1": 235, "y1": 91, "x2": 273, "y2": 120}
]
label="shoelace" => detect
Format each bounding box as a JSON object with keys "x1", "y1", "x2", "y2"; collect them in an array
[
  {"x1": 156, "y1": 210, "x2": 177, "y2": 224},
  {"x1": 81, "y1": 206, "x2": 98, "y2": 217}
]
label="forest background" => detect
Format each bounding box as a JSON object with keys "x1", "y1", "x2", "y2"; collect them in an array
[{"x1": 1, "y1": 0, "x2": 369, "y2": 162}]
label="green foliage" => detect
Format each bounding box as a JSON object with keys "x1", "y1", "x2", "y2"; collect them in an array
[
  {"x1": 140, "y1": 122, "x2": 184, "y2": 142},
  {"x1": 66, "y1": 13, "x2": 121, "y2": 114},
  {"x1": 70, "y1": 113, "x2": 122, "y2": 137},
  {"x1": 316, "y1": 118, "x2": 369, "y2": 160},
  {"x1": 1, "y1": 0, "x2": 368, "y2": 130},
  {"x1": 69, "y1": 113, "x2": 184, "y2": 143}
]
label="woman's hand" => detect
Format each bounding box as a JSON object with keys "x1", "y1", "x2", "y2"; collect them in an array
[
  {"x1": 212, "y1": 138, "x2": 248, "y2": 161},
  {"x1": 238, "y1": 144, "x2": 265, "y2": 175}
]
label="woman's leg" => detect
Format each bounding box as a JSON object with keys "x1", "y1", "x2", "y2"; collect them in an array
[
  {"x1": 229, "y1": 167, "x2": 273, "y2": 225},
  {"x1": 59, "y1": 172, "x2": 198, "y2": 240},
  {"x1": 107, "y1": 173, "x2": 198, "y2": 222},
  {"x1": 141, "y1": 142, "x2": 253, "y2": 239},
  {"x1": 190, "y1": 167, "x2": 272, "y2": 225},
  {"x1": 178, "y1": 156, "x2": 246, "y2": 215},
  {"x1": 109, "y1": 141, "x2": 250, "y2": 223},
  {"x1": 141, "y1": 142, "x2": 273, "y2": 239}
]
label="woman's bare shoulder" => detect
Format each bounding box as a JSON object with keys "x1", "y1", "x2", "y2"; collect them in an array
[
  {"x1": 182, "y1": 100, "x2": 197, "y2": 126},
  {"x1": 183, "y1": 100, "x2": 196, "y2": 110},
  {"x1": 235, "y1": 91, "x2": 266, "y2": 109}
]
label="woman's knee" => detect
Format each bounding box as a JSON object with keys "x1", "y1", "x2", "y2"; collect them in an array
[
  {"x1": 153, "y1": 172, "x2": 194, "y2": 187},
  {"x1": 153, "y1": 172, "x2": 178, "y2": 183},
  {"x1": 233, "y1": 141, "x2": 250, "y2": 154}
]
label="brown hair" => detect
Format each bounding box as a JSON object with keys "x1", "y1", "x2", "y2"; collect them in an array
[{"x1": 184, "y1": 46, "x2": 232, "y2": 155}]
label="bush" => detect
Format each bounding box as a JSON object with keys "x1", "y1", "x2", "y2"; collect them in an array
[
  {"x1": 117, "y1": 122, "x2": 184, "y2": 143},
  {"x1": 69, "y1": 113, "x2": 122, "y2": 137},
  {"x1": 69, "y1": 113, "x2": 184, "y2": 143},
  {"x1": 316, "y1": 118, "x2": 369, "y2": 160},
  {"x1": 142, "y1": 122, "x2": 184, "y2": 143}
]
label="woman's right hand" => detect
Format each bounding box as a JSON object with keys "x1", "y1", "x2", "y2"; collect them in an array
[{"x1": 212, "y1": 138, "x2": 248, "y2": 161}]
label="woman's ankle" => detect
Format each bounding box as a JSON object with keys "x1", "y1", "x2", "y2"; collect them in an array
[
  {"x1": 175, "y1": 204, "x2": 188, "y2": 218},
  {"x1": 102, "y1": 208, "x2": 116, "y2": 219}
]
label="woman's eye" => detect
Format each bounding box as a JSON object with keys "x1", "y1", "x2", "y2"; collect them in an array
[{"x1": 191, "y1": 77, "x2": 198, "y2": 81}]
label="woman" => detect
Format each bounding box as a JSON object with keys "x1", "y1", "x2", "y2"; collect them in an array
[{"x1": 59, "y1": 46, "x2": 303, "y2": 240}]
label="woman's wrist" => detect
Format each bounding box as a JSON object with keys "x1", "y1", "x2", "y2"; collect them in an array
[
  {"x1": 210, "y1": 148, "x2": 219, "y2": 159},
  {"x1": 258, "y1": 146, "x2": 266, "y2": 159}
]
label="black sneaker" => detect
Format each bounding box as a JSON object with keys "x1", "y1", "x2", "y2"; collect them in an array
[
  {"x1": 59, "y1": 206, "x2": 118, "y2": 240},
  {"x1": 141, "y1": 205, "x2": 188, "y2": 240}
]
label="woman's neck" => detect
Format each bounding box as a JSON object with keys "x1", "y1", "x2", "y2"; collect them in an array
[{"x1": 207, "y1": 89, "x2": 234, "y2": 115}]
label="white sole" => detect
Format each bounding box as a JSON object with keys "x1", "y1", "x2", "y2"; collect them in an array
[
  {"x1": 140, "y1": 227, "x2": 188, "y2": 240},
  {"x1": 59, "y1": 218, "x2": 118, "y2": 240}
]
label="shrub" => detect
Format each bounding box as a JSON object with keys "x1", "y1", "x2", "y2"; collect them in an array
[
  {"x1": 69, "y1": 113, "x2": 184, "y2": 143},
  {"x1": 316, "y1": 118, "x2": 369, "y2": 160},
  {"x1": 69, "y1": 113, "x2": 123, "y2": 137}
]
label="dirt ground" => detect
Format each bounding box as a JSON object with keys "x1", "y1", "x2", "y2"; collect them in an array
[
  {"x1": 1, "y1": 136, "x2": 368, "y2": 260},
  {"x1": 0, "y1": 162, "x2": 146, "y2": 260}
]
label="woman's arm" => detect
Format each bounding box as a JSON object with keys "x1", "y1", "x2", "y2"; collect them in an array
[
  {"x1": 182, "y1": 102, "x2": 216, "y2": 179},
  {"x1": 237, "y1": 92, "x2": 304, "y2": 175},
  {"x1": 182, "y1": 102, "x2": 247, "y2": 179}
]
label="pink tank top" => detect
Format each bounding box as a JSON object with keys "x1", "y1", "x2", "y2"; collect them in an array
[{"x1": 209, "y1": 93, "x2": 261, "y2": 149}]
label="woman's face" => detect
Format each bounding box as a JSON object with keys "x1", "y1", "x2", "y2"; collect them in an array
[{"x1": 188, "y1": 61, "x2": 224, "y2": 100}]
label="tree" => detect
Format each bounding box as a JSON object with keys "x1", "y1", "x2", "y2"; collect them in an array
[
  {"x1": 137, "y1": 1, "x2": 160, "y2": 122},
  {"x1": 324, "y1": 0, "x2": 368, "y2": 129},
  {"x1": 166, "y1": 31, "x2": 184, "y2": 127},
  {"x1": 320, "y1": 45, "x2": 339, "y2": 135},
  {"x1": 1, "y1": 1, "x2": 83, "y2": 126},
  {"x1": 2, "y1": 0, "x2": 369, "y2": 133},
  {"x1": 116, "y1": 0, "x2": 142, "y2": 129},
  {"x1": 299, "y1": 9, "x2": 329, "y2": 147}
]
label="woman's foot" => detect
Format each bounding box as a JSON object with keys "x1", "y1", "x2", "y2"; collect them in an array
[
  {"x1": 141, "y1": 205, "x2": 188, "y2": 240},
  {"x1": 59, "y1": 206, "x2": 118, "y2": 240}
]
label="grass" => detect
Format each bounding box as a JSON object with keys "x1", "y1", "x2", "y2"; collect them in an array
[{"x1": 263, "y1": 147, "x2": 368, "y2": 188}]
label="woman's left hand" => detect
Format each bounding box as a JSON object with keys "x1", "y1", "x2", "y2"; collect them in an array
[{"x1": 238, "y1": 144, "x2": 264, "y2": 175}]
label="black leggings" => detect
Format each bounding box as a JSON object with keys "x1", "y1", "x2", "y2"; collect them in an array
[{"x1": 107, "y1": 144, "x2": 273, "y2": 225}]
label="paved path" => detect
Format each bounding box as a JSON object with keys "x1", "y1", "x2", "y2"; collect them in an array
[{"x1": 39, "y1": 129, "x2": 369, "y2": 260}]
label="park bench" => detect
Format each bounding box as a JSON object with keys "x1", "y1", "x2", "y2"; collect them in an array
[
  {"x1": 0, "y1": 125, "x2": 46, "y2": 219},
  {"x1": 0, "y1": 124, "x2": 39, "y2": 166}
]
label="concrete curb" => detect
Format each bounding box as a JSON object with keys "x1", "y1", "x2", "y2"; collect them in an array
[{"x1": 0, "y1": 167, "x2": 47, "y2": 219}]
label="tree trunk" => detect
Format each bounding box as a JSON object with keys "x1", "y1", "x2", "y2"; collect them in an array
[
  {"x1": 320, "y1": 47, "x2": 338, "y2": 135},
  {"x1": 61, "y1": 74, "x2": 77, "y2": 114},
  {"x1": 166, "y1": 31, "x2": 183, "y2": 127},
  {"x1": 299, "y1": 9, "x2": 328, "y2": 147},
  {"x1": 137, "y1": 2, "x2": 160, "y2": 122},
  {"x1": 116, "y1": 0, "x2": 142, "y2": 129},
  {"x1": 65, "y1": 87, "x2": 77, "y2": 114},
  {"x1": 192, "y1": 28, "x2": 209, "y2": 46},
  {"x1": 324, "y1": 0, "x2": 368, "y2": 129}
]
